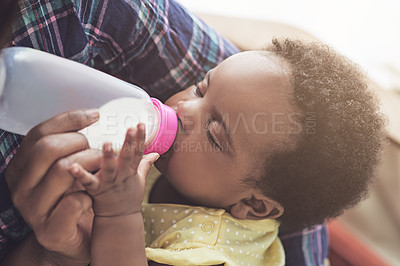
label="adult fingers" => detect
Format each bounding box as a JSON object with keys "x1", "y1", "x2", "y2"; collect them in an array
[
  {"x1": 25, "y1": 149, "x2": 101, "y2": 223},
  {"x1": 26, "y1": 109, "x2": 99, "y2": 143},
  {"x1": 9, "y1": 132, "x2": 90, "y2": 193},
  {"x1": 37, "y1": 191, "x2": 93, "y2": 258},
  {"x1": 6, "y1": 109, "x2": 99, "y2": 191},
  {"x1": 11, "y1": 108, "x2": 98, "y2": 175}
]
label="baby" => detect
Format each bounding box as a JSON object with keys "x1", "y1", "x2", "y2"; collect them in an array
[{"x1": 70, "y1": 38, "x2": 386, "y2": 265}]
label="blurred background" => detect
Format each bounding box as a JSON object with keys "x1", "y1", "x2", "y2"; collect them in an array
[
  {"x1": 178, "y1": 0, "x2": 400, "y2": 92},
  {"x1": 177, "y1": 0, "x2": 400, "y2": 265}
]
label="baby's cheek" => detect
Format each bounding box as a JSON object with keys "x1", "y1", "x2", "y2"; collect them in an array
[{"x1": 153, "y1": 159, "x2": 166, "y2": 179}]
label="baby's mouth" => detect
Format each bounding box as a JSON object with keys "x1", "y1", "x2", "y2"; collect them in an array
[{"x1": 158, "y1": 115, "x2": 183, "y2": 160}]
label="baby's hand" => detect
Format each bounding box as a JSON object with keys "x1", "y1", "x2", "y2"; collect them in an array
[{"x1": 69, "y1": 124, "x2": 159, "y2": 217}]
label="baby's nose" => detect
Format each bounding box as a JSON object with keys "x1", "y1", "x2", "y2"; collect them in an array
[
  {"x1": 176, "y1": 101, "x2": 184, "y2": 116},
  {"x1": 176, "y1": 101, "x2": 196, "y2": 133}
]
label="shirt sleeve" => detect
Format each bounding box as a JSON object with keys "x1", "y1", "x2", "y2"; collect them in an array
[
  {"x1": 12, "y1": 0, "x2": 239, "y2": 102},
  {"x1": 0, "y1": 130, "x2": 31, "y2": 261},
  {"x1": 279, "y1": 224, "x2": 329, "y2": 266}
]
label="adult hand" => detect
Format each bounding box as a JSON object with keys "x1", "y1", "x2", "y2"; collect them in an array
[
  {"x1": 5, "y1": 109, "x2": 101, "y2": 264},
  {"x1": 71, "y1": 124, "x2": 159, "y2": 217}
]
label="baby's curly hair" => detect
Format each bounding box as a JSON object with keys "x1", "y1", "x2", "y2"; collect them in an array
[{"x1": 258, "y1": 38, "x2": 386, "y2": 231}]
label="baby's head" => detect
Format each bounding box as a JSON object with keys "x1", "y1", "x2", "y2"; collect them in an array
[{"x1": 155, "y1": 38, "x2": 386, "y2": 231}]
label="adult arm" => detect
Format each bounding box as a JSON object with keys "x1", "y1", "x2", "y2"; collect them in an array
[{"x1": 279, "y1": 224, "x2": 329, "y2": 266}]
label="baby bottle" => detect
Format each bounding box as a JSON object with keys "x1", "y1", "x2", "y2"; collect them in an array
[{"x1": 0, "y1": 47, "x2": 178, "y2": 154}]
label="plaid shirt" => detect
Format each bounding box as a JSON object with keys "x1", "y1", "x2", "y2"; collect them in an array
[{"x1": 0, "y1": 0, "x2": 328, "y2": 264}]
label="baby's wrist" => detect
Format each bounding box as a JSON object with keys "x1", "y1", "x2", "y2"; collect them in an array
[
  {"x1": 93, "y1": 212, "x2": 144, "y2": 229},
  {"x1": 92, "y1": 196, "x2": 143, "y2": 217}
]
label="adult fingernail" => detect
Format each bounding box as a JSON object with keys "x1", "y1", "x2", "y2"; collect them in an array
[
  {"x1": 128, "y1": 127, "x2": 137, "y2": 136},
  {"x1": 86, "y1": 109, "x2": 99, "y2": 121},
  {"x1": 138, "y1": 123, "x2": 145, "y2": 132}
]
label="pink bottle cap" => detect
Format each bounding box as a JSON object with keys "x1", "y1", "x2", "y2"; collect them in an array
[{"x1": 144, "y1": 98, "x2": 178, "y2": 155}]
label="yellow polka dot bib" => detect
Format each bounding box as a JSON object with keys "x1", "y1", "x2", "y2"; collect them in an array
[{"x1": 142, "y1": 168, "x2": 285, "y2": 266}]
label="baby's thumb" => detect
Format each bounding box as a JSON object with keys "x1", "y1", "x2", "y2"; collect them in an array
[{"x1": 137, "y1": 153, "x2": 160, "y2": 177}]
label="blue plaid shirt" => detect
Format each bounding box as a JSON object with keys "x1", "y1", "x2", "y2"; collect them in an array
[{"x1": 0, "y1": 0, "x2": 328, "y2": 264}]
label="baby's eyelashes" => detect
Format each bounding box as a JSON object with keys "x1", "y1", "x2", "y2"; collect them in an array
[{"x1": 194, "y1": 84, "x2": 204, "y2": 97}]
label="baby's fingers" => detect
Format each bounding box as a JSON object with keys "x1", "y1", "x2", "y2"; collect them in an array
[
  {"x1": 70, "y1": 163, "x2": 99, "y2": 192},
  {"x1": 118, "y1": 124, "x2": 145, "y2": 174},
  {"x1": 101, "y1": 142, "x2": 117, "y2": 181},
  {"x1": 137, "y1": 153, "x2": 160, "y2": 178}
]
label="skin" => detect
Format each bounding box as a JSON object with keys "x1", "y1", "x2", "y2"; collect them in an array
[
  {"x1": 4, "y1": 109, "x2": 101, "y2": 265},
  {"x1": 155, "y1": 51, "x2": 296, "y2": 219},
  {"x1": 4, "y1": 51, "x2": 296, "y2": 265},
  {"x1": 3, "y1": 111, "x2": 158, "y2": 266},
  {"x1": 70, "y1": 51, "x2": 296, "y2": 265},
  {"x1": 70, "y1": 124, "x2": 159, "y2": 266}
]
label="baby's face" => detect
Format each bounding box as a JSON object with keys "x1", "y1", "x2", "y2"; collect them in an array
[{"x1": 155, "y1": 51, "x2": 296, "y2": 211}]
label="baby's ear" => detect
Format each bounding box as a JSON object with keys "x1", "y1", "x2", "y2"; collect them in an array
[{"x1": 230, "y1": 194, "x2": 283, "y2": 220}]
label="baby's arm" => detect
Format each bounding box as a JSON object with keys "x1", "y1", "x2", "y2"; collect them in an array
[{"x1": 69, "y1": 124, "x2": 159, "y2": 266}]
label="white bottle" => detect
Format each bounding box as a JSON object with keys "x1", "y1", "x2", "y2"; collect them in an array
[{"x1": 0, "y1": 47, "x2": 178, "y2": 154}]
